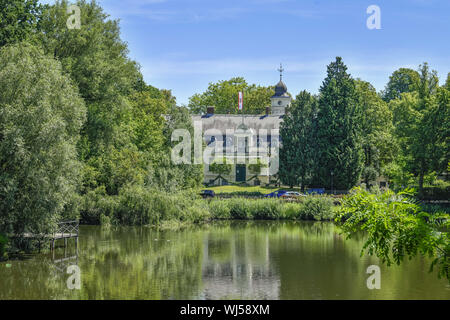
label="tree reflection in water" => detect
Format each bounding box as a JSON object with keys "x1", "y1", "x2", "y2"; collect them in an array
[{"x1": 0, "y1": 221, "x2": 448, "y2": 300}]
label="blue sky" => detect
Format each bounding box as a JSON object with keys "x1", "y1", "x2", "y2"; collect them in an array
[{"x1": 43, "y1": 0, "x2": 450, "y2": 105}]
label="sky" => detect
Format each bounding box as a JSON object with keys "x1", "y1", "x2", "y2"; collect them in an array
[{"x1": 42, "y1": 0, "x2": 450, "y2": 105}]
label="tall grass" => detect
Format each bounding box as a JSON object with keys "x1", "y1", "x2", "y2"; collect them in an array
[
  {"x1": 81, "y1": 185, "x2": 211, "y2": 226},
  {"x1": 209, "y1": 197, "x2": 334, "y2": 221},
  {"x1": 80, "y1": 187, "x2": 335, "y2": 226}
]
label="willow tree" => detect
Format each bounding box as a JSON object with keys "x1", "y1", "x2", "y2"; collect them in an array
[{"x1": 0, "y1": 43, "x2": 86, "y2": 242}]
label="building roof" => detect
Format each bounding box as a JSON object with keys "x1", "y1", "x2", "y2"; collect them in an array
[{"x1": 271, "y1": 80, "x2": 289, "y2": 98}]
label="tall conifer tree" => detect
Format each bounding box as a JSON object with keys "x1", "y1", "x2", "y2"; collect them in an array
[
  {"x1": 315, "y1": 57, "x2": 363, "y2": 190},
  {"x1": 279, "y1": 91, "x2": 317, "y2": 190}
]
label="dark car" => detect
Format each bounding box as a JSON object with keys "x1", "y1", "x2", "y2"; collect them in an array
[
  {"x1": 264, "y1": 190, "x2": 288, "y2": 198},
  {"x1": 200, "y1": 190, "x2": 215, "y2": 198}
]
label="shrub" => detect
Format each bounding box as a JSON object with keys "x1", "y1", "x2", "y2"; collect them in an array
[
  {"x1": 190, "y1": 201, "x2": 212, "y2": 223},
  {"x1": 227, "y1": 198, "x2": 253, "y2": 219},
  {"x1": 81, "y1": 187, "x2": 119, "y2": 224},
  {"x1": 280, "y1": 202, "x2": 304, "y2": 219},
  {"x1": 100, "y1": 214, "x2": 112, "y2": 227},
  {"x1": 209, "y1": 200, "x2": 231, "y2": 219},
  {"x1": 115, "y1": 185, "x2": 211, "y2": 226},
  {"x1": 298, "y1": 197, "x2": 335, "y2": 221},
  {"x1": 251, "y1": 199, "x2": 282, "y2": 220}
]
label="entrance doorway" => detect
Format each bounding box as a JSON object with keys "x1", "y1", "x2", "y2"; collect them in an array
[{"x1": 236, "y1": 165, "x2": 246, "y2": 182}]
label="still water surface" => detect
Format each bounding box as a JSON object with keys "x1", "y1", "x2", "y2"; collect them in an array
[{"x1": 0, "y1": 221, "x2": 449, "y2": 299}]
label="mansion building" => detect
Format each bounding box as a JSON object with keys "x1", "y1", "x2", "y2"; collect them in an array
[{"x1": 192, "y1": 74, "x2": 291, "y2": 186}]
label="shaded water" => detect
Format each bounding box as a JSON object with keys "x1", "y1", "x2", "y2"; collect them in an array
[{"x1": 0, "y1": 221, "x2": 449, "y2": 300}]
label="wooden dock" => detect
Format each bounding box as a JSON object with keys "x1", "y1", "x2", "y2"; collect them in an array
[
  {"x1": 16, "y1": 220, "x2": 79, "y2": 251},
  {"x1": 50, "y1": 220, "x2": 79, "y2": 251}
]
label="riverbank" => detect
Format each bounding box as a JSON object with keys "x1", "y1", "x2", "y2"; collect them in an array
[{"x1": 81, "y1": 185, "x2": 336, "y2": 227}]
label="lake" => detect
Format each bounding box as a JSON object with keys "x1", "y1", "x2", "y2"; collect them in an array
[{"x1": 0, "y1": 221, "x2": 449, "y2": 299}]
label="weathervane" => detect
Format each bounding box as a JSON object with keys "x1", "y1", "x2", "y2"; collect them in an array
[{"x1": 278, "y1": 63, "x2": 284, "y2": 81}]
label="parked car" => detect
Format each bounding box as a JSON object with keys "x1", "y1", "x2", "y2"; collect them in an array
[
  {"x1": 264, "y1": 190, "x2": 288, "y2": 198},
  {"x1": 280, "y1": 191, "x2": 303, "y2": 198},
  {"x1": 306, "y1": 188, "x2": 325, "y2": 195},
  {"x1": 200, "y1": 190, "x2": 215, "y2": 198}
]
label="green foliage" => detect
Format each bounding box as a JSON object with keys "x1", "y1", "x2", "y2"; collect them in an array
[
  {"x1": 208, "y1": 201, "x2": 231, "y2": 219},
  {"x1": 391, "y1": 64, "x2": 449, "y2": 194},
  {"x1": 0, "y1": 0, "x2": 44, "y2": 47},
  {"x1": 336, "y1": 187, "x2": 449, "y2": 280},
  {"x1": 209, "y1": 158, "x2": 232, "y2": 176},
  {"x1": 355, "y1": 80, "x2": 396, "y2": 185},
  {"x1": 208, "y1": 197, "x2": 334, "y2": 221},
  {"x1": 81, "y1": 186, "x2": 119, "y2": 225},
  {"x1": 188, "y1": 77, "x2": 274, "y2": 114},
  {"x1": 157, "y1": 104, "x2": 204, "y2": 191},
  {"x1": 0, "y1": 43, "x2": 85, "y2": 240},
  {"x1": 279, "y1": 91, "x2": 317, "y2": 189},
  {"x1": 299, "y1": 197, "x2": 335, "y2": 221},
  {"x1": 315, "y1": 57, "x2": 363, "y2": 190},
  {"x1": 81, "y1": 186, "x2": 210, "y2": 226},
  {"x1": 37, "y1": 0, "x2": 154, "y2": 196},
  {"x1": 226, "y1": 198, "x2": 253, "y2": 219},
  {"x1": 382, "y1": 68, "x2": 420, "y2": 102},
  {"x1": 248, "y1": 159, "x2": 267, "y2": 175},
  {"x1": 38, "y1": 0, "x2": 141, "y2": 154},
  {"x1": 35, "y1": 1, "x2": 202, "y2": 197}
]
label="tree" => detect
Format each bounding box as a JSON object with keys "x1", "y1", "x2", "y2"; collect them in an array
[
  {"x1": 37, "y1": 1, "x2": 176, "y2": 196},
  {"x1": 0, "y1": 0, "x2": 43, "y2": 47},
  {"x1": 355, "y1": 80, "x2": 396, "y2": 186},
  {"x1": 188, "y1": 77, "x2": 274, "y2": 114},
  {"x1": 381, "y1": 68, "x2": 420, "y2": 102},
  {"x1": 37, "y1": 0, "x2": 142, "y2": 157},
  {"x1": 156, "y1": 105, "x2": 204, "y2": 191},
  {"x1": 315, "y1": 57, "x2": 363, "y2": 190},
  {"x1": 279, "y1": 91, "x2": 318, "y2": 190},
  {"x1": 391, "y1": 63, "x2": 447, "y2": 195},
  {"x1": 0, "y1": 43, "x2": 86, "y2": 243}
]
